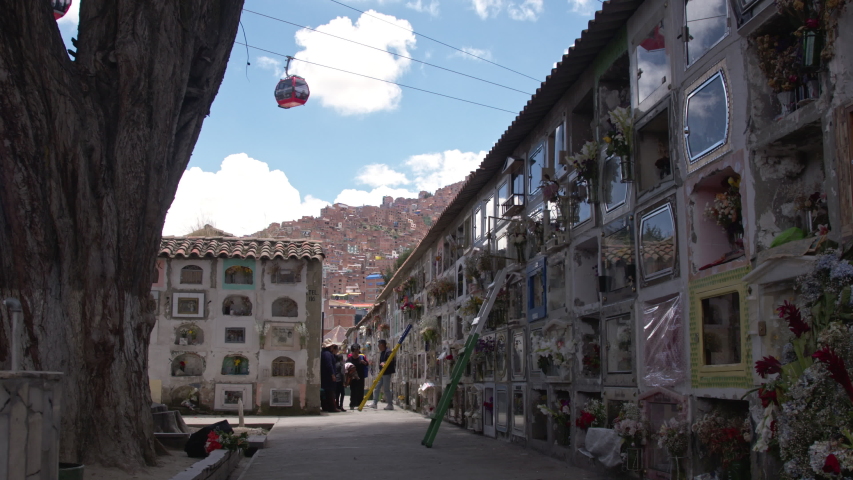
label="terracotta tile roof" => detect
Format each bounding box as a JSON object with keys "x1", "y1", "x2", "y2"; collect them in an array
[
  {"x1": 159, "y1": 237, "x2": 324, "y2": 260},
  {"x1": 642, "y1": 239, "x2": 675, "y2": 263}
]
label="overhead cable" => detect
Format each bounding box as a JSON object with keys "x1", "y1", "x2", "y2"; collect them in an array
[
  {"x1": 243, "y1": 9, "x2": 532, "y2": 95},
  {"x1": 328, "y1": 0, "x2": 541, "y2": 82},
  {"x1": 237, "y1": 42, "x2": 519, "y2": 114}
]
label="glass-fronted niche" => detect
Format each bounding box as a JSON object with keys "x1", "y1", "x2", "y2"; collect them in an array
[
  {"x1": 527, "y1": 258, "x2": 547, "y2": 321},
  {"x1": 600, "y1": 217, "x2": 636, "y2": 303},
  {"x1": 701, "y1": 291, "x2": 741, "y2": 366},
  {"x1": 684, "y1": 62, "x2": 732, "y2": 172},
  {"x1": 604, "y1": 314, "x2": 634, "y2": 377},
  {"x1": 684, "y1": 0, "x2": 728, "y2": 66},
  {"x1": 635, "y1": 19, "x2": 670, "y2": 106},
  {"x1": 639, "y1": 203, "x2": 677, "y2": 282}
]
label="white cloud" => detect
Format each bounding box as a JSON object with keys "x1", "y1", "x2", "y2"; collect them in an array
[
  {"x1": 405, "y1": 149, "x2": 486, "y2": 191},
  {"x1": 56, "y1": 0, "x2": 80, "y2": 26},
  {"x1": 471, "y1": 0, "x2": 503, "y2": 19},
  {"x1": 451, "y1": 47, "x2": 493, "y2": 61},
  {"x1": 335, "y1": 186, "x2": 420, "y2": 206},
  {"x1": 507, "y1": 0, "x2": 543, "y2": 21},
  {"x1": 255, "y1": 56, "x2": 284, "y2": 78},
  {"x1": 356, "y1": 164, "x2": 410, "y2": 188},
  {"x1": 567, "y1": 0, "x2": 595, "y2": 14},
  {"x1": 291, "y1": 11, "x2": 416, "y2": 115},
  {"x1": 406, "y1": 0, "x2": 440, "y2": 16},
  {"x1": 163, "y1": 154, "x2": 330, "y2": 236}
]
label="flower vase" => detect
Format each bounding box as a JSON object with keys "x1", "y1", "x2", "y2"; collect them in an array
[
  {"x1": 777, "y1": 91, "x2": 794, "y2": 117},
  {"x1": 618, "y1": 155, "x2": 634, "y2": 183},
  {"x1": 727, "y1": 224, "x2": 744, "y2": 251},
  {"x1": 726, "y1": 460, "x2": 749, "y2": 480},
  {"x1": 587, "y1": 180, "x2": 599, "y2": 204},
  {"x1": 625, "y1": 447, "x2": 642, "y2": 471},
  {"x1": 670, "y1": 456, "x2": 686, "y2": 480},
  {"x1": 555, "y1": 423, "x2": 571, "y2": 446}
]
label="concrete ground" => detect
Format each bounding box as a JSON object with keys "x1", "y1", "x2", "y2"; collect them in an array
[{"x1": 237, "y1": 399, "x2": 620, "y2": 480}]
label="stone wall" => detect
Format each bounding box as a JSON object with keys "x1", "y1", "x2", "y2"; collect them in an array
[{"x1": 0, "y1": 371, "x2": 62, "y2": 480}]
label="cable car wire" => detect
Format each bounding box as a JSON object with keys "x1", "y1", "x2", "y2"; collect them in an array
[
  {"x1": 237, "y1": 42, "x2": 519, "y2": 114},
  {"x1": 242, "y1": 9, "x2": 532, "y2": 96},
  {"x1": 328, "y1": 0, "x2": 541, "y2": 82}
]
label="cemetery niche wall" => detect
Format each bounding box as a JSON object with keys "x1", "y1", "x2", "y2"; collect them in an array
[{"x1": 149, "y1": 237, "x2": 324, "y2": 414}]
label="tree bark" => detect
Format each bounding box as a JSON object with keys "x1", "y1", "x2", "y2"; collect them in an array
[{"x1": 0, "y1": 0, "x2": 244, "y2": 469}]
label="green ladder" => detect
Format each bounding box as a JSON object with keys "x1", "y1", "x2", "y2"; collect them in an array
[{"x1": 421, "y1": 267, "x2": 510, "y2": 448}]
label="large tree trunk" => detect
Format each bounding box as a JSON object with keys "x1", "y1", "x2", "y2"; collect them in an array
[{"x1": 0, "y1": 0, "x2": 244, "y2": 469}]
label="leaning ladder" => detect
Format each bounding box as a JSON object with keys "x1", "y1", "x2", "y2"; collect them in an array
[{"x1": 421, "y1": 267, "x2": 510, "y2": 448}]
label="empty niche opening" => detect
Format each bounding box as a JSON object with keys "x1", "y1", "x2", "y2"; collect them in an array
[
  {"x1": 222, "y1": 295, "x2": 252, "y2": 316},
  {"x1": 272, "y1": 297, "x2": 298, "y2": 317},
  {"x1": 573, "y1": 237, "x2": 600, "y2": 307},
  {"x1": 636, "y1": 109, "x2": 672, "y2": 193},
  {"x1": 222, "y1": 355, "x2": 249, "y2": 375},
  {"x1": 172, "y1": 353, "x2": 204, "y2": 377},
  {"x1": 531, "y1": 389, "x2": 549, "y2": 441},
  {"x1": 689, "y1": 167, "x2": 744, "y2": 271},
  {"x1": 175, "y1": 324, "x2": 204, "y2": 346}
]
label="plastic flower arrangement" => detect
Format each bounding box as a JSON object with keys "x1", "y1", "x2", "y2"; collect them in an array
[
  {"x1": 692, "y1": 410, "x2": 751, "y2": 470},
  {"x1": 566, "y1": 140, "x2": 599, "y2": 183},
  {"x1": 575, "y1": 399, "x2": 606, "y2": 430},
  {"x1": 613, "y1": 403, "x2": 647, "y2": 448},
  {"x1": 657, "y1": 418, "x2": 689, "y2": 457},
  {"x1": 427, "y1": 278, "x2": 455, "y2": 304},
  {"x1": 205, "y1": 429, "x2": 249, "y2": 454},
  {"x1": 704, "y1": 175, "x2": 743, "y2": 233},
  {"x1": 603, "y1": 106, "x2": 633, "y2": 160},
  {"x1": 532, "y1": 332, "x2": 575, "y2": 373},
  {"x1": 472, "y1": 337, "x2": 497, "y2": 364},
  {"x1": 460, "y1": 295, "x2": 484, "y2": 317}
]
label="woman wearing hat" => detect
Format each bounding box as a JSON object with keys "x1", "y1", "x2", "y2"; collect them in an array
[{"x1": 320, "y1": 339, "x2": 340, "y2": 412}]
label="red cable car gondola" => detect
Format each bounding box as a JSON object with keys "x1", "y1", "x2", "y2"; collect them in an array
[
  {"x1": 275, "y1": 56, "x2": 310, "y2": 109},
  {"x1": 52, "y1": 0, "x2": 72, "y2": 20}
]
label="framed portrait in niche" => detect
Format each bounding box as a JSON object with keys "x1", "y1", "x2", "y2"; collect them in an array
[
  {"x1": 172, "y1": 293, "x2": 204, "y2": 318},
  {"x1": 225, "y1": 328, "x2": 245, "y2": 344},
  {"x1": 224, "y1": 390, "x2": 243, "y2": 405},
  {"x1": 511, "y1": 329, "x2": 525, "y2": 380},
  {"x1": 270, "y1": 389, "x2": 293, "y2": 407},
  {"x1": 270, "y1": 326, "x2": 295, "y2": 347}
]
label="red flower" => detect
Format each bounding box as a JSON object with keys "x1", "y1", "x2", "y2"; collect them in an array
[
  {"x1": 805, "y1": 18, "x2": 820, "y2": 29},
  {"x1": 823, "y1": 454, "x2": 841, "y2": 474},
  {"x1": 813, "y1": 347, "x2": 853, "y2": 403},
  {"x1": 205, "y1": 431, "x2": 222, "y2": 453},
  {"x1": 755, "y1": 356, "x2": 782, "y2": 378},
  {"x1": 758, "y1": 386, "x2": 778, "y2": 408},
  {"x1": 575, "y1": 411, "x2": 596, "y2": 430},
  {"x1": 777, "y1": 301, "x2": 810, "y2": 338}
]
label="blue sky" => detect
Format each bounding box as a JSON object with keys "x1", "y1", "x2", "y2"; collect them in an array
[{"x1": 58, "y1": 0, "x2": 597, "y2": 235}]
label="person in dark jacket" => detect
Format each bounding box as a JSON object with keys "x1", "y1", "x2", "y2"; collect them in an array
[
  {"x1": 347, "y1": 344, "x2": 369, "y2": 410},
  {"x1": 334, "y1": 350, "x2": 346, "y2": 412},
  {"x1": 370, "y1": 339, "x2": 396, "y2": 410},
  {"x1": 320, "y1": 339, "x2": 339, "y2": 413}
]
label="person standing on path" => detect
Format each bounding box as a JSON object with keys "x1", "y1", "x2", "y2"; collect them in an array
[
  {"x1": 347, "y1": 344, "x2": 369, "y2": 410},
  {"x1": 320, "y1": 339, "x2": 339, "y2": 413},
  {"x1": 334, "y1": 348, "x2": 346, "y2": 412},
  {"x1": 371, "y1": 339, "x2": 395, "y2": 410}
]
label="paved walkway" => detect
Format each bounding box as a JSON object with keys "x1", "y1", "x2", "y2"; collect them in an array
[{"x1": 237, "y1": 402, "x2": 618, "y2": 480}]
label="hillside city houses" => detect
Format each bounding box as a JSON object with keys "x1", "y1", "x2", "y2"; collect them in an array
[{"x1": 346, "y1": 0, "x2": 853, "y2": 478}]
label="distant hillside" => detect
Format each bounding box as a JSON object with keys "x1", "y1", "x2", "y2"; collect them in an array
[{"x1": 249, "y1": 180, "x2": 465, "y2": 310}]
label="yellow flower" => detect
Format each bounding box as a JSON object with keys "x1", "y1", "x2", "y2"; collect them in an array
[
  {"x1": 234, "y1": 359, "x2": 241, "y2": 365},
  {"x1": 603, "y1": 136, "x2": 613, "y2": 144},
  {"x1": 728, "y1": 176, "x2": 741, "y2": 188}
]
